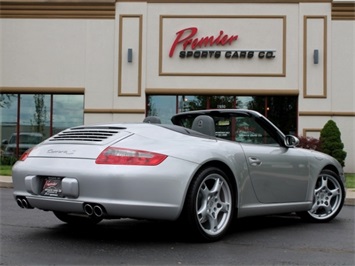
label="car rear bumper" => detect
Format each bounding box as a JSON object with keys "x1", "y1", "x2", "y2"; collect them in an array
[
  {"x1": 12, "y1": 157, "x2": 198, "y2": 220},
  {"x1": 14, "y1": 194, "x2": 181, "y2": 220}
]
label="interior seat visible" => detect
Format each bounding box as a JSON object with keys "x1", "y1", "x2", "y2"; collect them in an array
[
  {"x1": 191, "y1": 115, "x2": 215, "y2": 137},
  {"x1": 143, "y1": 116, "x2": 161, "y2": 124}
]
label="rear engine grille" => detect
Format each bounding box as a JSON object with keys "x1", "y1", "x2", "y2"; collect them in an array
[{"x1": 49, "y1": 126, "x2": 126, "y2": 142}]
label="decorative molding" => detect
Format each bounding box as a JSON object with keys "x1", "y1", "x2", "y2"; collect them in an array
[
  {"x1": 117, "y1": 0, "x2": 332, "y2": 3},
  {"x1": 145, "y1": 88, "x2": 299, "y2": 95},
  {"x1": 303, "y1": 16, "x2": 327, "y2": 98},
  {"x1": 332, "y1": 1, "x2": 355, "y2": 20},
  {"x1": 0, "y1": 87, "x2": 85, "y2": 94},
  {"x1": 299, "y1": 111, "x2": 355, "y2": 117},
  {"x1": 0, "y1": 1, "x2": 116, "y2": 19},
  {"x1": 159, "y1": 15, "x2": 286, "y2": 77},
  {"x1": 2, "y1": 0, "x2": 344, "y2": 21},
  {"x1": 118, "y1": 15, "x2": 143, "y2": 96},
  {"x1": 302, "y1": 128, "x2": 321, "y2": 136}
]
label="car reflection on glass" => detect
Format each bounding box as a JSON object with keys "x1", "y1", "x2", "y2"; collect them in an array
[{"x1": 2, "y1": 132, "x2": 43, "y2": 158}]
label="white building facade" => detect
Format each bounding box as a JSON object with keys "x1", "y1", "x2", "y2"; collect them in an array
[{"x1": 0, "y1": 0, "x2": 354, "y2": 172}]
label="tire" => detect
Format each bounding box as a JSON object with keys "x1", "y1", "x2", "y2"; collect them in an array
[
  {"x1": 53, "y1": 211, "x2": 103, "y2": 226},
  {"x1": 298, "y1": 169, "x2": 345, "y2": 223},
  {"x1": 183, "y1": 167, "x2": 235, "y2": 242}
]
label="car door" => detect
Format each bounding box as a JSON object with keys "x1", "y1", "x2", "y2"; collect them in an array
[
  {"x1": 235, "y1": 116, "x2": 310, "y2": 204},
  {"x1": 240, "y1": 143, "x2": 309, "y2": 203}
]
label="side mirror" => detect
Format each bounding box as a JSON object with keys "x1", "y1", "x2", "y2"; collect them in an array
[
  {"x1": 284, "y1": 135, "x2": 299, "y2": 148},
  {"x1": 2, "y1": 139, "x2": 8, "y2": 145}
]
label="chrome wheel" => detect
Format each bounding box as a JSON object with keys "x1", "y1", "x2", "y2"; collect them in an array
[
  {"x1": 299, "y1": 170, "x2": 345, "y2": 222},
  {"x1": 184, "y1": 167, "x2": 235, "y2": 241},
  {"x1": 196, "y1": 174, "x2": 232, "y2": 235}
]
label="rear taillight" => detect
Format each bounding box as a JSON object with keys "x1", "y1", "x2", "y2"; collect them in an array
[
  {"x1": 19, "y1": 148, "x2": 33, "y2": 161},
  {"x1": 95, "y1": 147, "x2": 167, "y2": 166}
]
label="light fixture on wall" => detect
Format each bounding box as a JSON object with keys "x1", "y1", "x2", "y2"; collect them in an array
[
  {"x1": 128, "y1": 48, "x2": 133, "y2": 63},
  {"x1": 313, "y1": 49, "x2": 319, "y2": 64}
]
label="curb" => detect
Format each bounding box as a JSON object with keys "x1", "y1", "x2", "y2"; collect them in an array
[
  {"x1": 344, "y1": 189, "x2": 355, "y2": 206},
  {"x1": 0, "y1": 176, "x2": 13, "y2": 189},
  {"x1": 1, "y1": 176, "x2": 354, "y2": 206},
  {"x1": 345, "y1": 198, "x2": 355, "y2": 206},
  {"x1": 0, "y1": 182, "x2": 13, "y2": 189}
]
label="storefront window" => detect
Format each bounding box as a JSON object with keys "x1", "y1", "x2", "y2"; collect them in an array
[
  {"x1": 178, "y1": 95, "x2": 203, "y2": 112},
  {"x1": 146, "y1": 95, "x2": 176, "y2": 124},
  {"x1": 0, "y1": 94, "x2": 18, "y2": 157},
  {"x1": 266, "y1": 96, "x2": 297, "y2": 135},
  {"x1": 53, "y1": 95, "x2": 84, "y2": 134},
  {"x1": 20, "y1": 94, "x2": 50, "y2": 138},
  {"x1": 146, "y1": 94, "x2": 298, "y2": 135},
  {"x1": 0, "y1": 93, "x2": 84, "y2": 161},
  {"x1": 208, "y1": 96, "x2": 236, "y2": 109}
]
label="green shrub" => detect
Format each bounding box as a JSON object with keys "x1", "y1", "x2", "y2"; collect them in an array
[
  {"x1": 319, "y1": 120, "x2": 347, "y2": 167},
  {"x1": 0, "y1": 165, "x2": 12, "y2": 176},
  {"x1": 0, "y1": 156, "x2": 17, "y2": 166},
  {"x1": 346, "y1": 173, "x2": 355, "y2": 188}
]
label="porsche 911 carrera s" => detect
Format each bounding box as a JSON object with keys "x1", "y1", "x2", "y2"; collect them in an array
[{"x1": 12, "y1": 109, "x2": 346, "y2": 241}]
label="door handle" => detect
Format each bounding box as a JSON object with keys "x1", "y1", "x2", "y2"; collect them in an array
[{"x1": 248, "y1": 157, "x2": 262, "y2": 166}]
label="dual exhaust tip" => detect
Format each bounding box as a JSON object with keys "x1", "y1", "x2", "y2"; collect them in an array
[
  {"x1": 16, "y1": 197, "x2": 33, "y2": 209},
  {"x1": 16, "y1": 197, "x2": 105, "y2": 218},
  {"x1": 83, "y1": 203, "x2": 105, "y2": 218}
]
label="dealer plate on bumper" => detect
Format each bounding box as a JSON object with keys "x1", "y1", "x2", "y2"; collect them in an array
[
  {"x1": 25, "y1": 176, "x2": 79, "y2": 198},
  {"x1": 41, "y1": 177, "x2": 63, "y2": 197}
]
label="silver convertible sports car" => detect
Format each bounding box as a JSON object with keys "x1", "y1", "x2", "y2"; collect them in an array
[{"x1": 12, "y1": 109, "x2": 346, "y2": 241}]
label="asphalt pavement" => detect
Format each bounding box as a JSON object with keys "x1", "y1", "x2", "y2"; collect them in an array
[{"x1": 1, "y1": 175, "x2": 354, "y2": 206}]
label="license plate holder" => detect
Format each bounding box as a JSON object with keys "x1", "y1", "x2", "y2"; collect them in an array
[{"x1": 41, "y1": 176, "x2": 63, "y2": 197}]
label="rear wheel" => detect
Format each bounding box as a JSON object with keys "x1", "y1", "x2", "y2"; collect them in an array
[
  {"x1": 184, "y1": 167, "x2": 235, "y2": 242},
  {"x1": 53, "y1": 211, "x2": 103, "y2": 225},
  {"x1": 298, "y1": 169, "x2": 345, "y2": 222}
]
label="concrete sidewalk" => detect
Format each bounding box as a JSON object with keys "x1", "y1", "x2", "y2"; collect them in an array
[
  {"x1": 1, "y1": 175, "x2": 354, "y2": 206},
  {"x1": 1, "y1": 175, "x2": 13, "y2": 189}
]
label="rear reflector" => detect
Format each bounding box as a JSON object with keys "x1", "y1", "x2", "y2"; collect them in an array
[{"x1": 95, "y1": 147, "x2": 167, "y2": 166}]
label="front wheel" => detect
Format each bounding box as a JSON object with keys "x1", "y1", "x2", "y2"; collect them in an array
[
  {"x1": 183, "y1": 167, "x2": 235, "y2": 242},
  {"x1": 298, "y1": 169, "x2": 345, "y2": 222}
]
